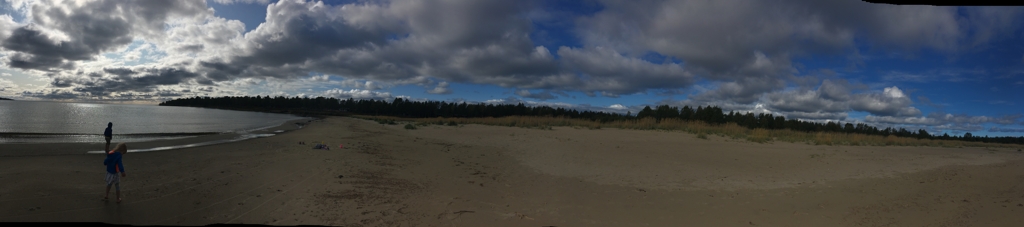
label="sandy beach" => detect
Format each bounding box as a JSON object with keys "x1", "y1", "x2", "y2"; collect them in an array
[{"x1": 2, "y1": 116, "x2": 1023, "y2": 226}]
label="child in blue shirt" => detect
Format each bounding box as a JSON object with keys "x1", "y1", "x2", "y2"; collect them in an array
[{"x1": 103, "y1": 143, "x2": 127, "y2": 203}]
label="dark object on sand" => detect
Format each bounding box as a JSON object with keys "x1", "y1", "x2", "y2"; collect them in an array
[{"x1": 313, "y1": 143, "x2": 330, "y2": 150}]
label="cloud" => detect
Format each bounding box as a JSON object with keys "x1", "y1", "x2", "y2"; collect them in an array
[
  {"x1": 51, "y1": 66, "x2": 203, "y2": 97},
  {"x1": 818, "y1": 79, "x2": 858, "y2": 101},
  {"x1": 322, "y1": 88, "x2": 393, "y2": 100},
  {"x1": 515, "y1": 89, "x2": 556, "y2": 100},
  {"x1": 339, "y1": 79, "x2": 385, "y2": 91},
  {"x1": 0, "y1": 0, "x2": 1021, "y2": 115},
  {"x1": 0, "y1": 77, "x2": 15, "y2": 92},
  {"x1": 0, "y1": 14, "x2": 17, "y2": 41},
  {"x1": 988, "y1": 127, "x2": 1024, "y2": 133},
  {"x1": 482, "y1": 96, "x2": 634, "y2": 114},
  {"x1": 848, "y1": 86, "x2": 921, "y2": 117},
  {"x1": 577, "y1": 1, "x2": 1022, "y2": 75},
  {"x1": 865, "y1": 112, "x2": 1023, "y2": 132},
  {"x1": 1, "y1": 0, "x2": 209, "y2": 71},
  {"x1": 20, "y1": 89, "x2": 80, "y2": 100},
  {"x1": 864, "y1": 115, "x2": 942, "y2": 126},
  {"x1": 933, "y1": 124, "x2": 984, "y2": 133},
  {"x1": 426, "y1": 81, "x2": 452, "y2": 94},
  {"x1": 778, "y1": 111, "x2": 848, "y2": 120},
  {"x1": 212, "y1": 0, "x2": 270, "y2": 4},
  {"x1": 310, "y1": 74, "x2": 330, "y2": 82},
  {"x1": 882, "y1": 69, "x2": 987, "y2": 83},
  {"x1": 765, "y1": 89, "x2": 847, "y2": 113},
  {"x1": 690, "y1": 75, "x2": 787, "y2": 104},
  {"x1": 557, "y1": 46, "x2": 694, "y2": 95}
]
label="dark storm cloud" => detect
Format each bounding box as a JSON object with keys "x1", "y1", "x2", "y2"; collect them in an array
[
  {"x1": 202, "y1": 0, "x2": 589, "y2": 95},
  {"x1": 49, "y1": 77, "x2": 73, "y2": 88},
  {"x1": 200, "y1": 61, "x2": 248, "y2": 81},
  {"x1": 2, "y1": 24, "x2": 127, "y2": 65},
  {"x1": 576, "y1": 0, "x2": 1023, "y2": 102},
  {"x1": 691, "y1": 75, "x2": 787, "y2": 104},
  {"x1": 229, "y1": 0, "x2": 567, "y2": 87},
  {"x1": 103, "y1": 68, "x2": 137, "y2": 77},
  {"x1": 6, "y1": 52, "x2": 75, "y2": 71},
  {"x1": 175, "y1": 44, "x2": 204, "y2": 52},
  {"x1": 765, "y1": 90, "x2": 847, "y2": 113},
  {"x1": 557, "y1": 46, "x2": 694, "y2": 95},
  {"x1": 20, "y1": 89, "x2": 80, "y2": 99},
  {"x1": 52, "y1": 67, "x2": 202, "y2": 96}
]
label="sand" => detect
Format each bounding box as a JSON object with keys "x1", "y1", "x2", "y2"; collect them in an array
[{"x1": 1, "y1": 116, "x2": 1023, "y2": 226}]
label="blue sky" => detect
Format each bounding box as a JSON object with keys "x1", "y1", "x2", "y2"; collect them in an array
[{"x1": 0, "y1": 0, "x2": 1022, "y2": 137}]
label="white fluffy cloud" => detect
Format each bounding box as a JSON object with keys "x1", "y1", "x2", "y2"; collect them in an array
[
  {"x1": 322, "y1": 88, "x2": 393, "y2": 100},
  {"x1": 848, "y1": 86, "x2": 921, "y2": 117},
  {"x1": 759, "y1": 79, "x2": 923, "y2": 121},
  {"x1": 864, "y1": 112, "x2": 1023, "y2": 134},
  {"x1": 426, "y1": 81, "x2": 451, "y2": 95}
]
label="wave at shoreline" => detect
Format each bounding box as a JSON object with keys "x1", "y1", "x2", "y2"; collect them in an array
[
  {"x1": 0, "y1": 132, "x2": 221, "y2": 136},
  {"x1": 84, "y1": 133, "x2": 277, "y2": 154}
]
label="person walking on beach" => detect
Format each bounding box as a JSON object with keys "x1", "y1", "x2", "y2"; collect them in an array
[
  {"x1": 103, "y1": 143, "x2": 127, "y2": 203},
  {"x1": 104, "y1": 122, "x2": 113, "y2": 151}
]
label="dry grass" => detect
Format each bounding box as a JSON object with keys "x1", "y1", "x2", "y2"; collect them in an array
[{"x1": 352, "y1": 115, "x2": 1024, "y2": 149}]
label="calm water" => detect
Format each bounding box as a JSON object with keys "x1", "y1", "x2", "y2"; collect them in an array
[{"x1": 0, "y1": 100, "x2": 306, "y2": 144}]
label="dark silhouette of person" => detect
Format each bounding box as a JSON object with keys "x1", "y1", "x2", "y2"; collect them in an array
[{"x1": 104, "y1": 122, "x2": 113, "y2": 151}]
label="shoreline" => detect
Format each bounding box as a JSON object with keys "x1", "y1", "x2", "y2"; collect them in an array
[{"x1": 0, "y1": 118, "x2": 317, "y2": 157}]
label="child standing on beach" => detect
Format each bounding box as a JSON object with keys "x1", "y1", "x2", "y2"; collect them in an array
[
  {"x1": 103, "y1": 143, "x2": 127, "y2": 203},
  {"x1": 104, "y1": 122, "x2": 113, "y2": 151}
]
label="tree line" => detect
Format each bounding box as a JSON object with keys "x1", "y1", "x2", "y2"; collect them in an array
[{"x1": 158, "y1": 95, "x2": 1024, "y2": 145}]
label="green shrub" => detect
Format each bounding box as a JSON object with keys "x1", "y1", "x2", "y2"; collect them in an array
[
  {"x1": 404, "y1": 124, "x2": 417, "y2": 130},
  {"x1": 447, "y1": 121, "x2": 458, "y2": 126}
]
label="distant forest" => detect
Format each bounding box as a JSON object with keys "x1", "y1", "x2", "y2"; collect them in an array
[{"x1": 158, "y1": 96, "x2": 1024, "y2": 145}]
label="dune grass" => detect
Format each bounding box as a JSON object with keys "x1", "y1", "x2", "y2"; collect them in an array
[{"x1": 353, "y1": 115, "x2": 1024, "y2": 149}]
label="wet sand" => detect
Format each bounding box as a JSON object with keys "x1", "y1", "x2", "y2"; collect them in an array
[
  {"x1": 1, "y1": 116, "x2": 1023, "y2": 226},
  {"x1": 0, "y1": 118, "x2": 313, "y2": 157}
]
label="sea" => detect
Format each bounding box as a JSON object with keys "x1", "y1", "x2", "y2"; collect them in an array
[{"x1": 0, "y1": 100, "x2": 309, "y2": 152}]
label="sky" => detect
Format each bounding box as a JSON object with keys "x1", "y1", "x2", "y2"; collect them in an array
[{"x1": 0, "y1": 0, "x2": 1022, "y2": 137}]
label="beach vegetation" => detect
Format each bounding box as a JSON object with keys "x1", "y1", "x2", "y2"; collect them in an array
[
  {"x1": 404, "y1": 124, "x2": 417, "y2": 130},
  {"x1": 158, "y1": 95, "x2": 1024, "y2": 148},
  {"x1": 352, "y1": 115, "x2": 1024, "y2": 149}
]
